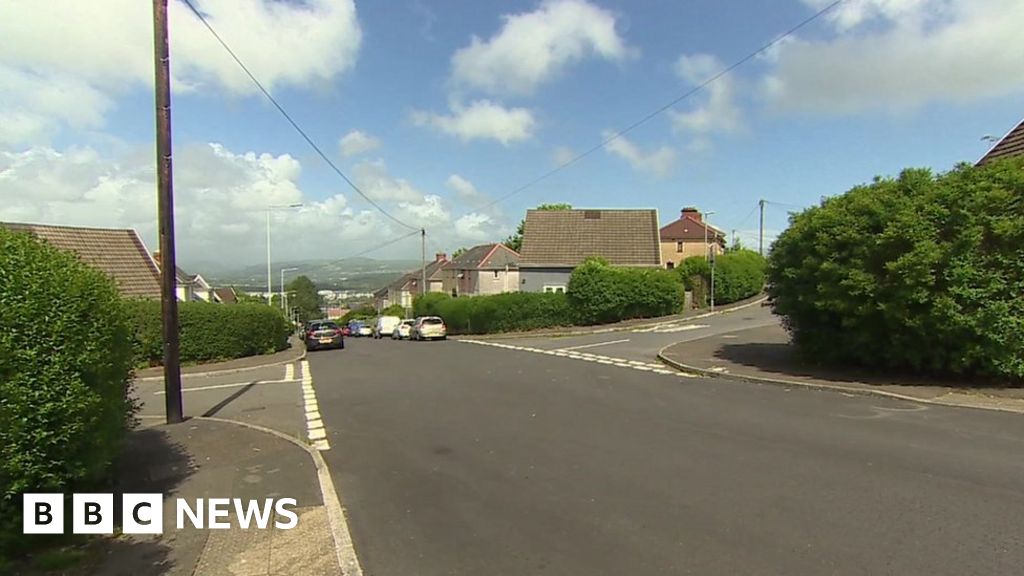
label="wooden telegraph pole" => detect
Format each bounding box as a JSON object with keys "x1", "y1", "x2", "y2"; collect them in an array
[{"x1": 153, "y1": 0, "x2": 183, "y2": 424}]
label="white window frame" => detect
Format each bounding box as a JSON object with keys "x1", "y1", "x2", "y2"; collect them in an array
[{"x1": 543, "y1": 284, "x2": 566, "y2": 294}]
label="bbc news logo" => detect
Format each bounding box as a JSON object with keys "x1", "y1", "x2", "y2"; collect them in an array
[{"x1": 24, "y1": 494, "x2": 298, "y2": 534}]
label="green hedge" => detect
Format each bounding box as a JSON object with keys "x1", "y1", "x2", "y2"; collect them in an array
[
  {"x1": 0, "y1": 228, "x2": 135, "y2": 558},
  {"x1": 768, "y1": 158, "x2": 1024, "y2": 380},
  {"x1": 414, "y1": 291, "x2": 575, "y2": 334},
  {"x1": 568, "y1": 258, "x2": 684, "y2": 325},
  {"x1": 676, "y1": 251, "x2": 765, "y2": 306},
  {"x1": 126, "y1": 301, "x2": 290, "y2": 366}
]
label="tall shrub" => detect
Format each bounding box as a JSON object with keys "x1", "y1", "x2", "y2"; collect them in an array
[
  {"x1": 768, "y1": 158, "x2": 1024, "y2": 380},
  {"x1": 568, "y1": 258, "x2": 683, "y2": 324},
  {"x1": 0, "y1": 228, "x2": 135, "y2": 557}
]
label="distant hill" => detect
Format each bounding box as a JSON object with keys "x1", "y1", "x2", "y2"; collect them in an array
[{"x1": 196, "y1": 257, "x2": 424, "y2": 291}]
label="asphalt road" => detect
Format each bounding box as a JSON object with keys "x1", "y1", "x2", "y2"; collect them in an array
[{"x1": 309, "y1": 334, "x2": 1024, "y2": 576}]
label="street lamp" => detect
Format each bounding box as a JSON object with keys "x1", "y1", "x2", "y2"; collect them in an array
[
  {"x1": 265, "y1": 203, "x2": 303, "y2": 305},
  {"x1": 280, "y1": 267, "x2": 299, "y2": 310}
]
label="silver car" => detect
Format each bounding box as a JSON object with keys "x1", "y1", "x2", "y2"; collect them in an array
[
  {"x1": 391, "y1": 319, "x2": 415, "y2": 340},
  {"x1": 412, "y1": 316, "x2": 447, "y2": 341}
]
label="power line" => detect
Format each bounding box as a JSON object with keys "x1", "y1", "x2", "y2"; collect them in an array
[
  {"x1": 180, "y1": 0, "x2": 419, "y2": 232},
  {"x1": 456, "y1": 0, "x2": 847, "y2": 220},
  {"x1": 335, "y1": 228, "x2": 423, "y2": 261}
]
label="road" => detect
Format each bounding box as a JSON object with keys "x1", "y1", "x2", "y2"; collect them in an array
[{"x1": 306, "y1": 323, "x2": 1024, "y2": 575}]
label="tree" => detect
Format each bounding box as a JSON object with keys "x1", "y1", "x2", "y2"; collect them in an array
[
  {"x1": 452, "y1": 247, "x2": 469, "y2": 259},
  {"x1": 286, "y1": 275, "x2": 322, "y2": 323},
  {"x1": 504, "y1": 203, "x2": 572, "y2": 252}
]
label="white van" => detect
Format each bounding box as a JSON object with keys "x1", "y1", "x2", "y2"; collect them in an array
[{"x1": 373, "y1": 315, "x2": 402, "y2": 339}]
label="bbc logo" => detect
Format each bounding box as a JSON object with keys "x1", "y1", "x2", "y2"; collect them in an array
[{"x1": 24, "y1": 494, "x2": 163, "y2": 535}]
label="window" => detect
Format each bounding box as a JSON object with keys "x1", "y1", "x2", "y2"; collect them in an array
[
  {"x1": 493, "y1": 270, "x2": 500, "y2": 279},
  {"x1": 543, "y1": 285, "x2": 566, "y2": 294},
  {"x1": 676, "y1": 241, "x2": 684, "y2": 253},
  {"x1": 666, "y1": 261, "x2": 675, "y2": 269}
]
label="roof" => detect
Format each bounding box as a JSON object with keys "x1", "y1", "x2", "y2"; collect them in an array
[
  {"x1": 978, "y1": 118, "x2": 1024, "y2": 165},
  {"x1": 386, "y1": 258, "x2": 449, "y2": 292},
  {"x1": 519, "y1": 209, "x2": 661, "y2": 268},
  {"x1": 2, "y1": 222, "x2": 162, "y2": 299},
  {"x1": 659, "y1": 214, "x2": 727, "y2": 242},
  {"x1": 447, "y1": 243, "x2": 520, "y2": 270},
  {"x1": 213, "y1": 287, "x2": 237, "y2": 303}
]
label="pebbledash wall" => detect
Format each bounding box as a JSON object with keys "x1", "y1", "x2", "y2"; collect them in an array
[{"x1": 519, "y1": 267, "x2": 572, "y2": 293}]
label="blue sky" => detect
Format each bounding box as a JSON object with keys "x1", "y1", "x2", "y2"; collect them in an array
[{"x1": 1, "y1": 0, "x2": 1022, "y2": 270}]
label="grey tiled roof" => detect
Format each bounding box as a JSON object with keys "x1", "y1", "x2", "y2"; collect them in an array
[
  {"x1": 448, "y1": 243, "x2": 520, "y2": 270},
  {"x1": 978, "y1": 118, "x2": 1024, "y2": 165},
  {"x1": 519, "y1": 209, "x2": 661, "y2": 267},
  {"x1": 2, "y1": 222, "x2": 162, "y2": 299}
]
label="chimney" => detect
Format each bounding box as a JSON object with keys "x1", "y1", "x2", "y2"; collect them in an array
[
  {"x1": 435, "y1": 252, "x2": 447, "y2": 262},
  {"x1": 681, "y1": 207, "x2": 701, "y2": 222}
]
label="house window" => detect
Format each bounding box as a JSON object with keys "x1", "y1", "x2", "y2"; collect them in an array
[
  {"x1": 493, "y1": 270, "x2": 500, "y2": 279},
  {"x1": 666, "y1": 261, "x2": 675, "y2": 269},
  {"x1": 543, "y1": 285, "x2": 566, "y2": 294},
  {"x1": 676, "y1": 241, "x2": 684, "y2": 253}
]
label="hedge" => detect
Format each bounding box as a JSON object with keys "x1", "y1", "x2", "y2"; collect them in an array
[
  {"x1": 125, "y1": 301, "x2": 290, "y2": 366},
  {"x1": 0, "y1": 228, "x2": 135, "y2": 558},
  {"x1": 568, "y1": 258, "x2": 684, "y2": 324},
  {"x1": 676, "y1": 251, "x2": 766, "y2": 306},
  {"x1": 414, "y1": 291, "x2": 575, "y2": 334},
  {"x1": 768, "y1": 158, "x2": 1024, "y2": 380}
]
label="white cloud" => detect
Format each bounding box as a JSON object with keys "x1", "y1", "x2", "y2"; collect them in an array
[
  {"x1": 669, "y1": 53, "x2": 742, "y2": 136},
  {"x1": 411, "y1": 100, "x2": 537, "y2": 144},
  {"x1": 766, "y1": 0, "x2": 1024, "y2": 114},
  {"x1": 450, "y1": 0, "x2": 633, "y2": 96},
  {"x1": 602, "y1": 132, "x2": 676, "y2": 177},
  {"x1": 446, "y1": 174, "x2": 486, "y2": 203},
  {"x1": 351, "y1": 159, "x2": 427, "y2": 203},
  {"x1": 453, "y1": 213, "x2": 496, "y2": 241},
  {"x1": 0, "y1": 0, "x2": 362, "y2": 144},
  {"x1": 339, "y1": 130, "x2": 381, "y2": 158},
  {"x1": 552, "y1": 146, "x2": 577, "y2": 166}
]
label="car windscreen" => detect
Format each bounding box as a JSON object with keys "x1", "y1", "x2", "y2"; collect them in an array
[
  {"x1": 423, "y1": 318, "x2": 444, "y2": 325},
  {"x1": 316, "y1": 322, "x2": 338, "y2": 330}
]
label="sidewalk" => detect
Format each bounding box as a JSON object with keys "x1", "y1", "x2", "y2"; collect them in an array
[
  {"x1": 136, "y1": 336, "x2": 305, "y2": 380},
  {"x1": 464, "y1": 294, "x2": 767, "y2": 340},
  {"x1": 90, "y1": 418, "x2": 339, "y2": 576},
  {"x1": 659, "y1": 323, "x2": 1024, "y2": 414}
]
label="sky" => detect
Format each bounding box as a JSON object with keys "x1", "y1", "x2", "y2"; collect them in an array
[{"x1": 1, "y1": 0, "x2": 1022, "y2": 272}]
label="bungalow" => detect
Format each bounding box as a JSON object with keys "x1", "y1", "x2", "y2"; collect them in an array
[
  {"x1": 1, "y1": 222, "x2": 162, "y2": 299},
  {"x1": 658, "y1": 207, "x2": 726, "y2": 269},
  {"x1": 518, "y1": 208, "x2": 662, "y2": 293},
  {"x1": 442, "y1": 243, "x2": 520, "y2": 296}
]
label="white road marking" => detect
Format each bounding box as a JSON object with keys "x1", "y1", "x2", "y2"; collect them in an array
[
  {"x1": 633, "y1": 323, "x2": 709, "y2": 334},
  {"x1": 461, "y1": 338, "x2": 695, "y2": 379},
  {"x1": 556, "y1": 338, "x2": 631, "y2": 352},
  {"x1": 301, "y1": 360, "x2": 330, "y2": 450},
  {"x1": 154, "y1": 378, "x2": 299, "y2": 395},
  {"x1": 284, "y1": 363, "x2": 295, "y2": 381}
]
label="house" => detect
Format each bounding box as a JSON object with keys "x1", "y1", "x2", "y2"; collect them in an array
[
  {"x1": 658, "y1": 207, "x2": 727, "y2": 269},
  {"x1": 518, "y1": 208, "x2": 662, "y2": 293},
  {"x1": 376, "y1": 253, "x2": 450, "y2": 309},
  {"x1": 442, "y1": 243, "x2": 520, "y2": 296},
  {"x1": 1, "y1": 222, "x2": 162, "y2": 299},
  {"x1": 978, "y1": 117, "x2": 1024, "y2": 165},
  {"x1": 153, "y1": 252, "x2": 213, "y2": 302}
]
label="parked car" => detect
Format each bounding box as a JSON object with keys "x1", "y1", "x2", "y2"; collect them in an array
[
  {"x1": 341, "y1": 325, "x2": 352, "y2": 337},
  {"x1": 347, "y1": 320, "x2": 371, "y2": 337},
  {"x1": 374, "y1": 315, "x2": 402, "y2": 339},
  {"x1": 391, "y1": 319, "x2": 415, "y2": 340},
  {"x1": 305, "y1": 321, "x2": 344, "y2": 351},
  {"x1": 412, "y1": 316, "x2": 447, "y2": 341}
]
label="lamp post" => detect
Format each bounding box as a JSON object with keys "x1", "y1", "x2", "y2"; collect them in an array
[
  {"x1": 265, "y1": 204, "x2": 303, "y2": 305},
  {"x1": 280, "y1": 267, "x2": 298, "y2": 309}
]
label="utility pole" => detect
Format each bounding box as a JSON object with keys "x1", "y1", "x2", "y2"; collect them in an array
[
  {"x1": 266, "y1": 210, "x2": 272, "y2": 305},
  {"x1": 708, "y1": 211, "x2": 716, "y2": 312},
  {"x1": 758, "y1": 199, "x2": 765, "y2": 256},
  {"x1": 153, "y1": 0, "x2": 182, "y2": 424}
]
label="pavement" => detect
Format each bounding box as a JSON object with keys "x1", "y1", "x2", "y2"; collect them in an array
[
  {"x1": 308, "y1": 332, "x2": 1024, "y2": 575},
  {"x1": 91, "y1": 418, "x2": 337, "y2": 576},
  {"x1": 135, "y1": 336, "x2": 306, "y2": 381},
  {"x1": 660, "y1": 322, "x2": 1024, "y2": 414}
]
